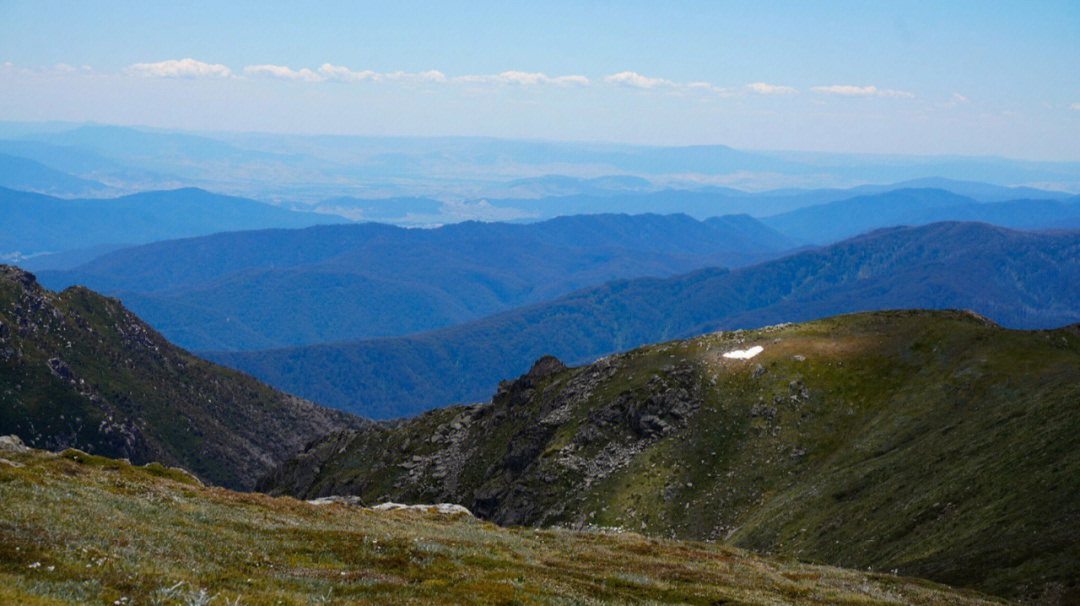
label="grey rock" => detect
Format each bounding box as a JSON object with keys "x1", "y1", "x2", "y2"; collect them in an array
[{"x1": 0, "y1": 435, "x2": 28, "y2": 453}]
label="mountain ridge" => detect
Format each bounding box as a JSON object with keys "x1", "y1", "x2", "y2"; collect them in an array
[
  {"x1": 0, "y1": 185, "x2": 348, "y2": 259},
  {"x1": 40, "y1": 213, "x2": 797, "y2": 350},
  {"x1": 0, "y1": 264, "x2": 364, "y2": 489},
  {"x1": 762, "y1": 187, "x2": 1080, "y2": 243},
  {"x1": 208, "y1": 222, "x2": 1080, "y2": 418},
  {"x1": 261, "y1": 309, "x2": 1080, "y2": 604}
]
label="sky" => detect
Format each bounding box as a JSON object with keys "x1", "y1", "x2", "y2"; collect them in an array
[{"x1": 2, "y1": 0, "x2": 1079, "y2": 160}]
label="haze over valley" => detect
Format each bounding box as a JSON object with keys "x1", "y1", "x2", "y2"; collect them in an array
[{"x1": 3, "y1": 2, "x2": 1080, "y2": 604}]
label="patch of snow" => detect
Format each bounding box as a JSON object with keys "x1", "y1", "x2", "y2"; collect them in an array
[{"x1": 722, "y1": 345, "x2": 764, "y2": 360}]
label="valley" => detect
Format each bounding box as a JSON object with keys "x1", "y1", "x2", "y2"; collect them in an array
[{"x1": 209, "y1": 222, "x2": 1080, "y2": 418}]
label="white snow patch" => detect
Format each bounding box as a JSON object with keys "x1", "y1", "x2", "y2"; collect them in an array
[{"x1": 722, "y1": 345, "x2": 764, "y2": 360}]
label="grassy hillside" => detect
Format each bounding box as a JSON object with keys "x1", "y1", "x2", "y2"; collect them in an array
[
  {"x1": 40, "y1": 213, "x2": 796, "y2": 351},
  {"x1": 210, "y1": 222, "x2": 1080, "y2": 418},
  {"x1": 262, "y1": 310, "x2": 1080, "y2": 604},
  {"x1": 0, "y1": 446, "x2": 1009, "y2": 605},
  {"x1": 0, "y1": 265, "x2": 363, "y2": 489}
]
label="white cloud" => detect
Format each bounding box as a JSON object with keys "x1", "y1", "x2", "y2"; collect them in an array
[
  {"x1": 126, "y1": 58, "x2": 232, "y2": 79},
  {"x1": 244, "y1": 64, "x2": 321, "y2": 82},
  {"x1": 810, "y1": 85, "x2": 914, "y2": 98},
  {"x1": 248, "y1": 63, "x2": 448, "y2": 84},
  {"x1": 938, "y1": 92, "x2": 971, "y2": 108},
  {"x1": 317, "y1": 63, "x2": 374, "y2": 82},
  {"x1": 415, "y1": 70, "x2": 448, "y2": 83},
  {"x1": 1071, "y1": 103, "x2": 1080, "y2": 111},
  {"x1": 455, "y1": 71, "x2": 588, "y2": 86},
  {"x1": 687, "y1": 81, "x2": 733, "y2": 96},
  {"x1": 746, "y1": 82, "x2": 798, "y2": 95},
  {"x1": 497, "y1": 71, "x2": 550, "y2": 85},
  {"x1": 551, "y1": 74, "x2": 589, "y2": 87},
  {"x1": 53, "y1": 63, "x2": 77, "y2": 73},
  {"x1": 604, "y1": 71, "x2": 676, "y2": 89}
]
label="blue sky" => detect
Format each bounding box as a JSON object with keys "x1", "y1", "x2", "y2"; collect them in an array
[{"x1": 2, "y1": 1, "x2": 1079, "y2": 159}]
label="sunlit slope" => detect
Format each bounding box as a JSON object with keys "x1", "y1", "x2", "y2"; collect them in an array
[{"x1": 265, "y1": 310, "x2": 1080, "y2": 603}]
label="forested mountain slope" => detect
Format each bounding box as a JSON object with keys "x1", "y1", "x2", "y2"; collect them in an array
[{"x1": 211, "y1": 222, "x2": 1080, "y2": 418}]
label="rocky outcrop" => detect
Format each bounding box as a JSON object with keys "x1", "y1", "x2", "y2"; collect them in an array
[
  {"x1": 0, "y1": 434, "x2": 28, "y2": 453},
  {"x1": 260, "y1": 310, "x2": 1080, "y2": 604}
]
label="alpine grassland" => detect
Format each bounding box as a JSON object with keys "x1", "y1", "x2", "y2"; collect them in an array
[{"x1": 0, "y1": 447, "x2": 1010, "y2": 605}]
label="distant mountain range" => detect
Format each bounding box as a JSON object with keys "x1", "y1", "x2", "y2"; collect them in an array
[
  {"x1": 4, "y1": 123, "x2": 1079, "y2": 204},
  {"x1": 262, "y1": 309, "x2": 1080, "y2": 603},
  {"x1": 762, "y1": 187, "x2": 1080, "y2": 244},
  {"x1": 208, "y1": 222, "x2": 1080, "y2": 418},
  {"x1": 480, "y1": 179, "x2": 1078, "y2": 223},
  {"x1": 0, "y1": 152, "x2": 114, "y2": 197},
  {"x1": 39, "y1": 214, "x2": 797, "y2": 351},
  {"x1": 0, "y1": 265, "x2": 364, "y2": 489},
  {"x1": 0, "y1": 186, "x2": 346, "y2": 259}
]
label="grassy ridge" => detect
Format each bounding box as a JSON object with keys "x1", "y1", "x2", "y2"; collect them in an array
[
  {"x1": 263, "y1": 310, "x2": 1080, "y2": 603},
  {"x1": 0, "y1": 447, "x2": 1009, "y2": 605}
]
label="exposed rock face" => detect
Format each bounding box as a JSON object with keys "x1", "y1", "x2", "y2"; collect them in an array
[{"x1": 259, "y1": 350, "x2": 703, "y2": 528}]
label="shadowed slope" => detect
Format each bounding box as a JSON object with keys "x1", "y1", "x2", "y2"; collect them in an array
[{"x1": 0, "y1": 265, "x2": 363, "y2": 489}]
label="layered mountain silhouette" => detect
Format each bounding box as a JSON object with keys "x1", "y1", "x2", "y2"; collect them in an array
[
  {"x1": 208, "y1": 222, "x2": 1080, "y2": 418},
  {"x1": 40, "y1": 214, "x2": 797, "y2": 350},
  {"x1": 762, "y1": 187, "x2": 1080, "y2": 243},
  {"x1": 0, "y1": 186, "x2": 346, "y2": 258}
]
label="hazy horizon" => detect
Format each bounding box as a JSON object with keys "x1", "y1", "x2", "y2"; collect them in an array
[{"x1": 3, "y1": 1, "x2": 1079, "y2": 160}]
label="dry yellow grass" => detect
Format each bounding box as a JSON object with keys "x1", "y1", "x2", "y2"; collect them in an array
[{"x1": 0, "y1": 447, "x2": 1012, "y2": 605}]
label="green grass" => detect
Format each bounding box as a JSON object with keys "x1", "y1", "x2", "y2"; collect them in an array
[
  {"x1": 0, "y1": 447, "x2": 1010, "y2": 605},
  {"x1": 266, "y1": 310, "x2": 1080, "y2": 604}
]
